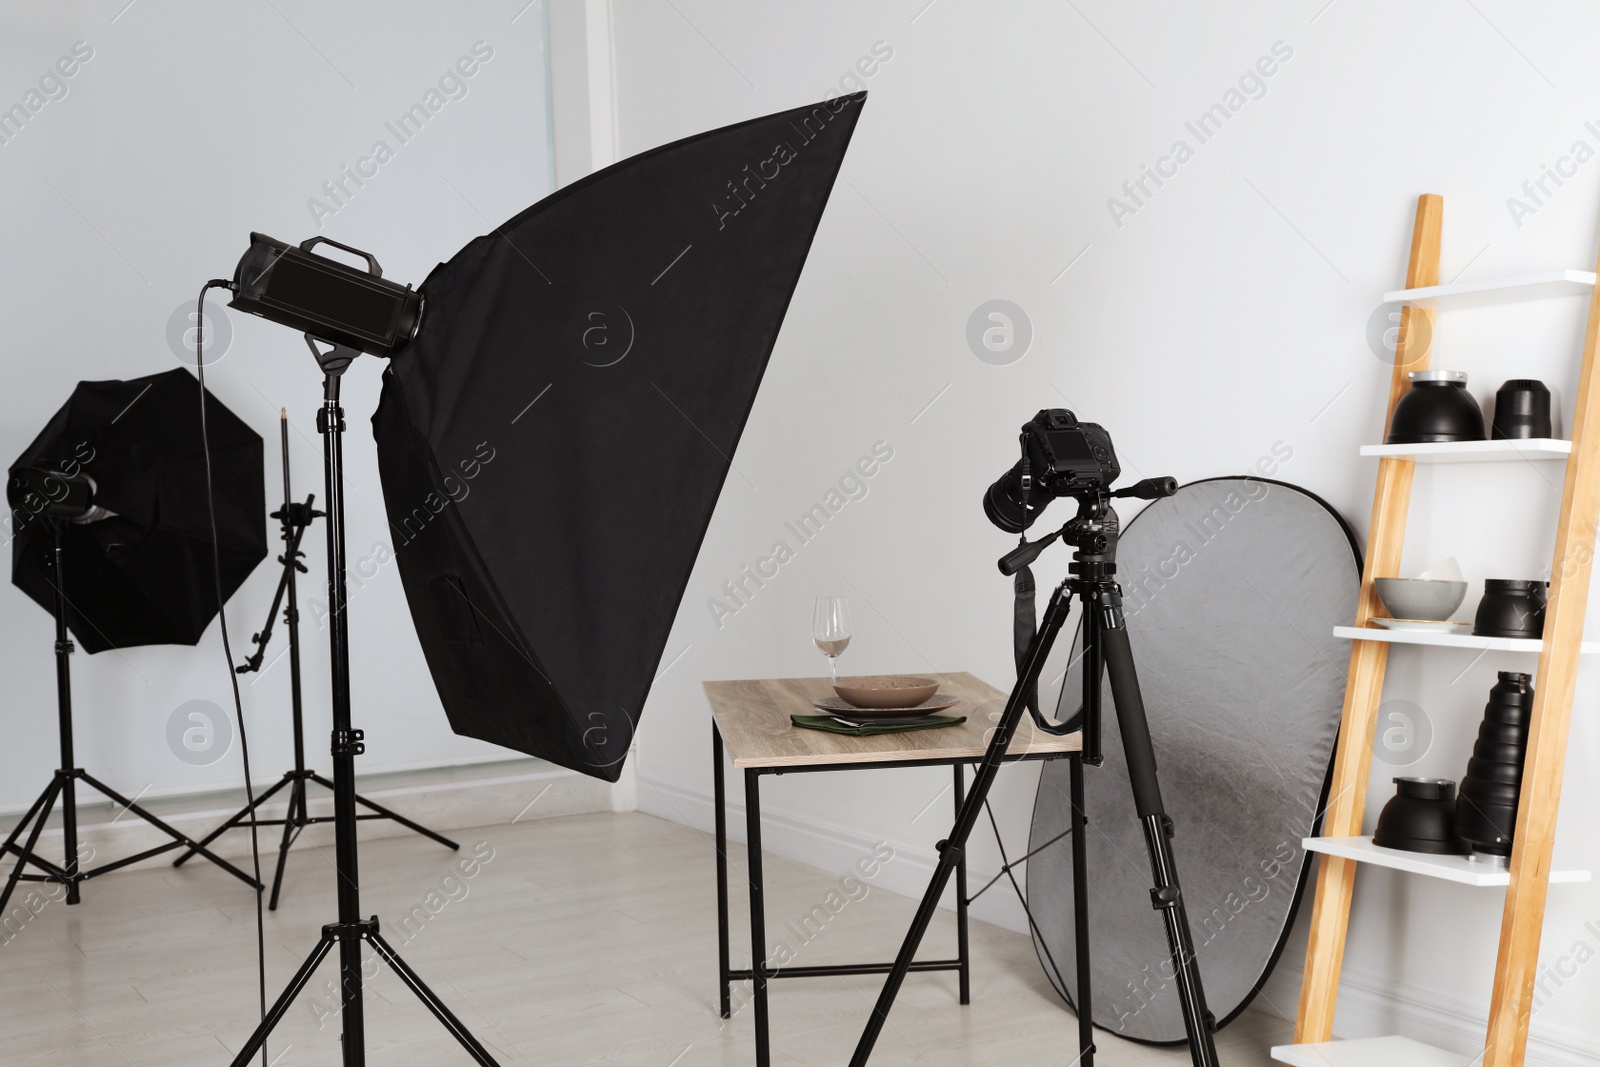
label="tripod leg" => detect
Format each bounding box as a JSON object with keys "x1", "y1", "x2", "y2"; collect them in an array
[
  {"x1": 1069, "y1": 754, "x2": 1095, "y2": 1066},
  {"x1": 1, "y1": 779, "x2": 62, "y2": 919},
  {"x1": 313, "y1": 774, "x2": 459, "y2": 851},
  {"x1": 367, "y1": 931, "x2": 503, "y2": 1066},
  {"x1": 1099, "y1": 622, "x2": 1219, "y2": 1067},
  {"x1": 227, "y1": 932, "x2": 338, "y2": 1067},
  {"x1": 848, "y1": 582, "x2": 1076, "y2": 1067},
  {"x1": 173, "y1": 774, "x2": 292, "y2": 867},
  {"x1": 79, "y1": 773, "x2": 263, "y2": 890}
]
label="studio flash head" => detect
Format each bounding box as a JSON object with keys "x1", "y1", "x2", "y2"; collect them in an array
[
  {"x1": 7, "y1": 466, "x2": 104, "y2": 524},
  {"x1": 229, "y1": 233, "x2": 424, "y2": 358}
]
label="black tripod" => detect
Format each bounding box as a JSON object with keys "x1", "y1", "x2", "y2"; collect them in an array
[
  {"x1": 225, "y1": 344, "x2": 499, "y2": 1067},
  {"x1": 176, "y1": 413, "x2": 457, "y2": 910},
  {"x1": 849, "y1": 481, "x2": 1220, "y2": 1067},
  {"x1": 1, "y1": 525, "x2": 262, "y2": 918}
]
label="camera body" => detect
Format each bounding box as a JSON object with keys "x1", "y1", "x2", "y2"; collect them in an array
[{"x1": 983, "y1": 409, "x2": 1120, "y2": 533}]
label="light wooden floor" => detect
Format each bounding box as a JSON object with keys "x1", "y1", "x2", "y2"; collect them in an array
[{"x1": 0, "y1": 810, "x2": 1293, "y2": 1065}]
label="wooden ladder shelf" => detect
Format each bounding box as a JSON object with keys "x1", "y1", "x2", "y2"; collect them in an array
[{"x1": 1280, "y1": 194, "x2": 1600, "y2": 1067}]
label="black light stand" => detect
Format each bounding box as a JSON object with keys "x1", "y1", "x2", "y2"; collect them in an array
[
  {"x1": 848, "y1": 481, "x2": 1221, "y2": 1067},
  {"x1": 175, "y1": 413, "x2": 457, "y2": 910},
  {"x1": 225, "y1": 341, "x2": 499, "y2": 1067},
  {"x1": 0, "y1": 525, "x2": 262, "y2": 918}
]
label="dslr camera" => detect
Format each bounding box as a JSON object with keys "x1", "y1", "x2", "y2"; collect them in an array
[{"x1": 982, "y1": 409, "x2": 1120, "y2": 533}]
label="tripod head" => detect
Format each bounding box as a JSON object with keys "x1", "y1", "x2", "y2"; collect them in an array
[
  {"x1": 998, "y1": 475, "x2": 1176, "y2": 742},
  {"x1": 997, "y1": 476, "x2": 1175, "y2": 576}
]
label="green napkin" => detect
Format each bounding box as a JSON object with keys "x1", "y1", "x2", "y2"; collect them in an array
[{"x1": 790, "y1": 713, "x2": 966, "y2": 736}]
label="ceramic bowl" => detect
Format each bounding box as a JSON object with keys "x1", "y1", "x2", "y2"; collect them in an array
[
  {"x1": 1374, "y1": 577, "x2": 1468, "y2": 621},
  {"x1": 832, "y1": 676, "x2": 940, "y2": 709}
]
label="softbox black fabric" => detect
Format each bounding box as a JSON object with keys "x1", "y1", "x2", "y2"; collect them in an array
[
  {"x1": 10, "y1": 368, "x2": 267, "y2": 652},
  {"x1": 373, "y1": 94, "x2": 864, "y2": 780}
]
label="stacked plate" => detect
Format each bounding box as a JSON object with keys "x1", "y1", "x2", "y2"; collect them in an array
[{"x1": 813, "y1": 676, "x2": 962, "y2": 727}]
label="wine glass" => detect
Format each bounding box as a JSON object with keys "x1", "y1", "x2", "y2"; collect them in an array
[{"x1": 813, "y1": 596, "x2": 851, "y2": 684}]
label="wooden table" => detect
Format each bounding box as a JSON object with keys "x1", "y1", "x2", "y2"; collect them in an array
[{"x1": 705, "y1": 672, "x2": 1081, "y2": 1067}]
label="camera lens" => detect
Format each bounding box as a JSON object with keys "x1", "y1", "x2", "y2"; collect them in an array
[{"x1": 983, "y1": 462, "x2": 1034, "y2": 533}]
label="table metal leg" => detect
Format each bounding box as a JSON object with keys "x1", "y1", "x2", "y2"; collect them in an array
[
  {"x1": 1070, "y1": 753, "x2": 1096, "y2": 1065},
  {"x1": 714, "y1": 724, "x2": 731, "y2": 1019},
  {"x1": 954, "y1": 763, "x2": 970, "y2": 1005},
  {"x1": 745, "y1": 768, "x2": 770, "y2": 1067}
]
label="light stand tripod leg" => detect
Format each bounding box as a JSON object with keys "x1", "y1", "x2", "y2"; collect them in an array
[
  {"x1": 367, "y1": 930, "x2": 501, "y2": 1066},
  {"x1": 172, "y1": 774, "x2": 292, "y2": 867},
  {"x1": 77, "y1": 772, "x2": 262, "y2": 890},
  {"x1": 1, "y1": 779, "x2": 62, "y2": 918},
  {"x1": 227, "y1": 931, "x2": 338, "y2": 1067},
  {"x1": 267, "y1": 778, "x2": 303, "y2": 911},
  {"x1": 0, "y1": 780, "x2": 56, "y2": 867},
  {"x1": 1098, "y1": 622, "x2": 1219, "y2": 1067}
]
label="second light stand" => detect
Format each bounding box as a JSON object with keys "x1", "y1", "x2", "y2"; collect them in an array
[
  {"x1": 175, "y1": 412, "x2": 457, "y2": 910},
  {"x1": 224, "y1": 342, "x2": 499, "y2": 1067}
]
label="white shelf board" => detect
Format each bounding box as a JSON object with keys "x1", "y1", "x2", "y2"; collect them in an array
[
  {"x1": 1273, "y1": 1036, "x2": 1468, "y2": 1067},
  {"x1": 1360, "y1": 439, "x2": 1570, "y2": 463},
  {"x1": 1333, "y1": 625, "x2": 1600, "y2": 655},
  {"x1": 1385, "y1": 269, "x2": 1595, "y2": 310},
  {"x1": 1303, "y1": 836, "x2": 1590, "y2": 887}
]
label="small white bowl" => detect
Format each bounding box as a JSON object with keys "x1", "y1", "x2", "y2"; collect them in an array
[{"x1": 1374, "y1": 577, "x2": 1468, "y2": 622}]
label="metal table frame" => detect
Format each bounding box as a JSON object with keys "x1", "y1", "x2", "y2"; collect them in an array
[{"x1": 712, "y1": 721, "x2": 1072, "y2": 1066}]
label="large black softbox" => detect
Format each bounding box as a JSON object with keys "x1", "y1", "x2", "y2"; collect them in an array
[{"x1": 373, "y1": 94, "x2": 864, "y2": 780}]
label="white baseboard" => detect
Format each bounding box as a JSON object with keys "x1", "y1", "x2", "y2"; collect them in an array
[
  {"x1": 6, "y1": 758, "x2": 614, "y2": 868},
  {"x1": 637, "y1": 777, "x2": 1033, "y2": 934}
]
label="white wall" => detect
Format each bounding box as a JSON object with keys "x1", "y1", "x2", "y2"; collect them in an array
[
  {"x1": 608, "y1": 1, "x2": 1600, "y2": 1061},
  {"x1": 4, "y1": 1, "x2": 1599, "y2": 1061},
  {"x1": 0, "y1": 2, "x2": 556, "y2": 808}
]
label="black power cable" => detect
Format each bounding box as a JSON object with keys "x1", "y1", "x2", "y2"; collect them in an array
[{"x1": 196, "y1": 279, "x2": 268, "y2": 1067}]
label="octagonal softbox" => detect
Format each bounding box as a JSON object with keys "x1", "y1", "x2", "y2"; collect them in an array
[
  {"x1": 1028, "y1": 477, "x2": 1359, "y2": 1042},
  {"x1": 10, "y1": 369, "x2": 266, "y2": 652}
]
